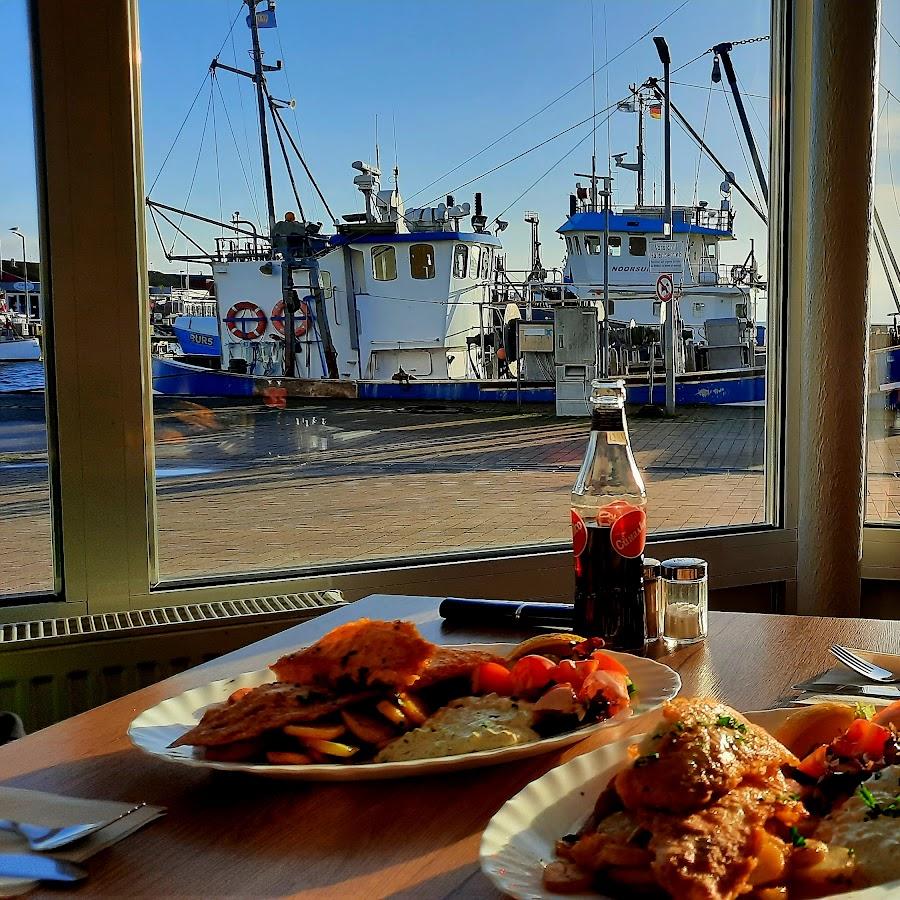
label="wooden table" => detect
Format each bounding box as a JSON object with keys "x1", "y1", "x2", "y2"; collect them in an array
[{"x1": 1, "y1": 595, "x2": 896, "y2": 898}]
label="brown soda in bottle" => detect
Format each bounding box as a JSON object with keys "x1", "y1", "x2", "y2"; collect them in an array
[{"x1": 571, "y1": 380, "x2": 647, "y2": 651}]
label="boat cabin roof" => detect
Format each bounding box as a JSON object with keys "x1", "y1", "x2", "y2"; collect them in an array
[
  {"x1": 328, "y1": 230, "x2": 502, "y2": 248},
  {"x1": 558, "y1": 210, "x2": 733, "y2": 239}
]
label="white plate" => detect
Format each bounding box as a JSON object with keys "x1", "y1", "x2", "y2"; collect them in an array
[
  {"x1": 128, "y1": 644, "x2": 681, "y2": 782},
  {"x1": 480, "y1": 708, "x2": 900, "y2": 900}
]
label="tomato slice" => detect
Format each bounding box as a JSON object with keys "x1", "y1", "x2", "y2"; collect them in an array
[
  {"x1": 873, "y1": 699, "x2": 900, "y2": 729},
  {"x1": 796, "y1": 744, "x2": 828, "y2": 779},
  {"x1": 472, "y1": 661, "x2": 514, "y2": 696},
  {"x1": 550, "y1": 658, "x2": 598, "y2": 690},
  {"x1": 509, "y1": 655, "x2": 556, "y2": 697},
  {"x1": 590, "y1": 651, "x2": 630, "y2": 677},
  {"x1": 831, "y1": 718, "x2": 892, "y2": 759}
]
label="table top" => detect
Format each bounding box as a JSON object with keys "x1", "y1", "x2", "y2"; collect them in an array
[{"x1": 1, "y1": 595, "x2": 897, "y2": 898}]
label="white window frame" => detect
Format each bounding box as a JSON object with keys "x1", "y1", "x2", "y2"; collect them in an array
[
  {"x1": 410, "y1": 243, "x2": 436, "y2": 280},
  {"x1": 371, "y1": 245, "x2": 397, "y2": 281},
  {"x1": 3, "y1": 0, "x2": 896, "y2": 623}
]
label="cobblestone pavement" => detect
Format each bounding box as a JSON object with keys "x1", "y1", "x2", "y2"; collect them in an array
[{"x1": 1, "y1": 398, "x2": 897, "y2": 594}]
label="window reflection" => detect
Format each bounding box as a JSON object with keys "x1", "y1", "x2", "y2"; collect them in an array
[{"x1": 372, "y1": 245, "x2": 397, "y2": 281}]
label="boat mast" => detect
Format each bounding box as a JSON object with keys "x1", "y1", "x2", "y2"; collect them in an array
[
  {"x1": 635, "y1": 86, "x2": 645, "y2": 207},
  {"x1": 247, "y1": 0, "x2": 278, "y2": 240}
]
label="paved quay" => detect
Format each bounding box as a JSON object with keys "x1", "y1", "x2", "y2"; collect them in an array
[{"x1": 0, "y1": 398, "x2": 897, "y2": 595}]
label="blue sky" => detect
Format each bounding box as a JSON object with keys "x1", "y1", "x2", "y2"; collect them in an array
[{"x1": 2, "y1": 0, "x2": 899, "y2": 320}]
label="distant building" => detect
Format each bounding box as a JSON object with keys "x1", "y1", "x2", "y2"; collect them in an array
[{"x1": 0, "y1": 261, "x2": 41, "y2": 321}]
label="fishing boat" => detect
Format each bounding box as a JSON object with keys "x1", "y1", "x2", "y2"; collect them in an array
[{"x1": 0, "y1": 295, "x2": 41, "y2": 363}]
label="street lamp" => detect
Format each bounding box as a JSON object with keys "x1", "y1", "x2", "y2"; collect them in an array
[
  {"x1": 653, "y1": 36, "x2": 676, "y2": 415},
  {"x1": 9, "y1": 227, "x2": 30, "y2": 326}
]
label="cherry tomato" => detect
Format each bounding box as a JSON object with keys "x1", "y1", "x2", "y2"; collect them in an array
[
  {"x1": 550, "y1": 658, "x2": 598, "y2": 690},
  {"x1": 509, "y1": 655, "x2": 556, "y2": 696},
  {"x1": 831, "y1": 718, "x2": 892, "y2": 759},
  {"x1": 796, "y1": 744, "x2": 828, "y2": 779},
  {"x1": 590, "y1": 651, "x2": 630, "y2": 677},
  {"x1": 472, "y1": 661, "x2": 514, "y2": 696}
]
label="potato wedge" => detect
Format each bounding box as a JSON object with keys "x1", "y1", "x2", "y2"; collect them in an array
[
  {"x1": 396, "y1": 693, "x2": 428, "y2": 726},
  {"x1": 376, "y1": 700, "x2": 408, "y2": 727},
  {"x1": 304, "y1": 737, "x2": 360, "y2": 758},
  {"x1": 542, "y1": 860, "x2": 592, "y2": 894},
  {"x1": 227, "y1": 687, "x2": 254, "y2": 704},
  {"x1": 266, "y1": 751, "x2": 312, "y2": 765},
  {"x1": 203, "y1": 739, "x2": 262, "y2": 762},
  {"x1": 283, "y1": 722, "x2": 346, "y2": 741},
  {"x1": 341, "y1": 709, "x2": 396, "y2": 745}
]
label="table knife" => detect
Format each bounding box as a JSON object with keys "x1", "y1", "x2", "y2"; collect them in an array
[
  {"x1": 791, "y1": 683, "x2": 900, "y2": 699},
  {"x1": 0, "y1": 853, "x2": 87, "y2": 882}
]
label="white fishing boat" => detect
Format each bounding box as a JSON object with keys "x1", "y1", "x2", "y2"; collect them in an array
[{"x1": 0, "y1": 297, "x2": 41, "y2": 363}]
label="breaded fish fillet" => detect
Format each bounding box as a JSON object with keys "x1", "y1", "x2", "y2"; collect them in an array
[
  {"x1": 270, "y1": 619, "x2": 434, "y2": 690},
  {"x1": 645, "y1": 779, "x2": 807, "y2": 900},
  {"x1": 616, "y1": 697, "x2": 797, "y2": 813},
  {"x1": 413, "y1": 646, "x2": 504, "y2": 689},
  {"x1": 171, "y1": 682, "x2": 371, "y2": 747}
]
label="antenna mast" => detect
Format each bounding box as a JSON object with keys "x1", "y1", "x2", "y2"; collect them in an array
[{"x1": 247, "y1": 0, "x2": 278, "y2": 240}]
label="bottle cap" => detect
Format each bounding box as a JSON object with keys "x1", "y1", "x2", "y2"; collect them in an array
[
  {"x1": 660, "y1": 557, "x2": 708, "y2": 581},
  {"x1": 642, "y1": 557, "x2": 661, "y2": 579}
]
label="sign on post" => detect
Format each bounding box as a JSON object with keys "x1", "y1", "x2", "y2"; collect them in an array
[
  {"x1": 649, "y1": 239, "x2": 684, "y2": 276},
  {"x1": 655, "y1": 273, "x2": 674, "y2": 304}
]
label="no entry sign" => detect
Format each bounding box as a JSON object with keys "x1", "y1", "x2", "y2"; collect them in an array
[{"x1": 656, "y1": 273, "x2": 674, "y2": 303}]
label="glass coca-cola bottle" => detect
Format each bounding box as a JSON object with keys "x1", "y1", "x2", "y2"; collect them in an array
[{"x1": 571, "y1": 380, "x2": 647, "y2": 651}]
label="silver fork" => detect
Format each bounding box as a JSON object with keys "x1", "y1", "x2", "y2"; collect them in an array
[{"x1": 830, "y1": 645, "x2": 899, "y2": 684}]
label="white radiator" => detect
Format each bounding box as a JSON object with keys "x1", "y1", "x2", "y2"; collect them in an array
[{"x1": 0, "y1": 592, "x2": 346, "y2": 733}]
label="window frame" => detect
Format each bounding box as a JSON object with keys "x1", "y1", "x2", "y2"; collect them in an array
[
  {"x1": 371, "y1": 244, "x2": 397, "y2": 281},
  {"x1": 453, "y1": 243, "x2": 468, "y2": 279},
  {"x1": 467, "y1": 244, "x2": 481, "y2": 279},
  {"x1": 584, "y1": 234, "x2": 602, "y2": 255},
  {"x1": 8, "y1": 0, "x2": 897, "y2": 620},
  {"x1": 410, "y1": 242, "x2": 436, "y2": 280},
  {"x1": 628, "y1": 236, "x2": 647, "y2": 257},
  {"x1": 607, "y1": 235, "x2": 622, "y2": 257}
]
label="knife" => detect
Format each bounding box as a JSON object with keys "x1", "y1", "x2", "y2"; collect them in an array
[
  {"x1": 791, "y1": 683, "x2": 900, "y2": 699},
  {"x1": 0, "y1": 853, "x2": 87, "y2": 882}
]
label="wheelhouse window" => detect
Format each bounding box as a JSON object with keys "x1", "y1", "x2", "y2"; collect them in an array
[
  {"x1": 372, "y1": 245, "x2": 397, "y2": 281},
  {"x1": 453, "y1": 244, "x2": 468, "y2": 278},
  {"x1": 410, "y1": 243, "x2": 436, "y2": 279},
  {"x1": 584, "y1": 235, "x2": 602, "y2": 255},
  {"x1": 629, "y1": 236, "x2": 647, "y2": 256},
  {"x1": 468, "y1": 244, "x2": 481, "y2": 279},
  {"x1": 607, "y1": 236, "x2": 622, "y2": 256},
  {"x1": 480, "y1": 247, "x2": 491, "y2": 279},
  {"x1": 572, "y1": 236, "x2": 582, "y2": 254},
  {"x1": 319, "y1": 269, "x2": 333, "y2": 299},
  {"x1": 706, "y1": 243, "x2": 717, "y2": 258}
]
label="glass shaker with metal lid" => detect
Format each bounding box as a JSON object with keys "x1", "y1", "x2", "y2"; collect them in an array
[{"x1": 660, "y1": 557, "x2": 708, "y2": 645}]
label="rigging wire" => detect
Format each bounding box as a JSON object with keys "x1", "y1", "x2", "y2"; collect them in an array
[
  {"x1": 230, "y1": 15, "x2": 263, "y2": 224},
  {"x1": 671, "y1": 79, "x2": 768, "y2": 99},
  {"x1": 882, "y1": 22, "x2": 900, "y2": 53},
  {"x1": 604, "y1": 1, "x2": 612, "y2": 180},
  {"x1": 691, "y1": 74, "x2": 714, "y2": 205},
  {"x1": 212, "y1": 73, "x2": 264, "y2": 229},
  {"x1": 718, "y1": 79, "x2": 765, "y2": 212},
  {"x1": 211, "y1": 77, "x2": 224, "y2": 240},
  {"x1": 403, "y1": 0, "x2": 694, "y2": 206},
  {"x1": 885, "y1": 92, "x2": 900, "y2": 227},
  {"x1": 590, "y1": 0, "x2": 597, "y2": 174},
  {"x1": 737, "y1": 71, "x2": 770, "y2": 146},
  {"x1": 168, "y1": 80, "x2": 214, "y2": 257}
]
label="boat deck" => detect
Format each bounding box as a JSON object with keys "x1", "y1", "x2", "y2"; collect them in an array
[{"x1": 1, "y1": 399, "x2": 897, "y2": 593}]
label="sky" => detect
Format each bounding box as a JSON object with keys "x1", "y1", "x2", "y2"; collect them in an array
[{"x1": 1, "y1": 0, "x2": 899, "y2": 322}]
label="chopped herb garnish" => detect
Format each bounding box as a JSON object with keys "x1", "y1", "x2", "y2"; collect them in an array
[
  {"x1": 715, "y1": 714, "x2": 748, "y2": 734},
  {"x1": 789, "y1": 827, "x2": 807, "y2": 848},
  {"x1": 858, "y1": 784, "x2": 878, "y2": 810},
  {"x1": 634, "y1": 752, "x2": 660, "y2": 768},
  {"x1": 854, "y1": 702, "x2": 876, "y2": 721},
  {"x1": 626, "y1": 680, "x2": 636, "y2": 697}
]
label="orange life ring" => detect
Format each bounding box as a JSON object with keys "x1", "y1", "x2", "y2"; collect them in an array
[
  {"x1": 224, "y1": 301, "x2": 267, "y2": 340},
  {"x1": 270, "y1": 299, "x2": 310, "y2": 338}
]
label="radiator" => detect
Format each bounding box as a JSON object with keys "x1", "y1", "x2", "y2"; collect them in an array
[{"x1": 0, "y1": 591, "x2": 347, "y2": 734}]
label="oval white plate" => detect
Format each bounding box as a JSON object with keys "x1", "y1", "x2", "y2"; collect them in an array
[
  {"x1": 128, "y1": 644, "x2": 680, "y2": 782},
  {"x1": 480, "y1": 708, "x2": 900, "y2": 899}
]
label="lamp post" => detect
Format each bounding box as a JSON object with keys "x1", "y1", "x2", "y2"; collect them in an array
[
  {"x1": 653, "y1": 36, "x2": 676, "y2": 415},
  {"x1": 9, "y1": 227, "x2": 29, "y2": 327}
]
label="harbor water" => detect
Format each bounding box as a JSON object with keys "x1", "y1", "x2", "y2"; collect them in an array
[{"x1": 0, "y1": 361, "x2": 44, "y2": 393}]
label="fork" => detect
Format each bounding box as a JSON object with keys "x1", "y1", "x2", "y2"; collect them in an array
[
  {"x1": 830, "y1": 645, "x2": 899, "y2": 684},
  {"x1": 0, "y1": 802, "x2": 146, "y2": 852}
]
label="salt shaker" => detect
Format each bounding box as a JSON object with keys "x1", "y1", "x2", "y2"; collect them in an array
[
  {"x1": 642, "y1": 557, "x2": 662, "y2": 642},
  {"x1": 661, "y1": 557, "x2": 708, "y2": 646}
]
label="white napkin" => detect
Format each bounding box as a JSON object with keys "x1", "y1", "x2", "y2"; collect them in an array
[{"x1": 0, "y1": 787, "x2": 165, "y2": 897}]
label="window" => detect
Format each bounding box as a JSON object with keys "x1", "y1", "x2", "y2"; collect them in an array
[
  {"x1": 410, "y1": 244, "x2": 435, "y2": 279},
  {"x1": 572, "y1": 236, "x2": 582, "y2": 254},
  {"x1": 693, "y1": 302, "x2": 706, "y2": 316},
  {"x1": 629, "y1": 236, "x2": 647, "y2": 256},
  {"x1": 481, "y1": 247, "x2": 491, "y2": 279},
  {"x1": 706, "y1": 243, "x2": 717, "y2": 258},
  {"x1": 319, "y1": 270, "x2": 333, "y2": 299},
  {"x1": 653, "y1": 301, "x2": 662, "y2": 317},
  {"x1": 584, "y1": 235, "x2": 602, "y2": 255},
  {"x1": 468, "y1": 244, "x2": 481, "y2": 279},
  {"x1": 735, "y1": 302, "x2": 748, "y2": 319},
  {"x1": 1, "y1": 0, "x2": 54, "y2": 599},
  {"x1": 453, "y1": 244, "x2": 468, "y2": 278},
  {"x1": 372, "y1": 245, "x2": 397, "y2": 281},
  {"x1": 607, "y1": 236, "x2": 622, "y2": 256}
]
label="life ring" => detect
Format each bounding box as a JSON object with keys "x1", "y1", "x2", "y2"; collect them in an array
[
  {"x1": 224, "y1": 301, "x2": 267, "y2": 340},
  {"x1": 270, "y1": 299, "x2": 310, "y2": 338}
]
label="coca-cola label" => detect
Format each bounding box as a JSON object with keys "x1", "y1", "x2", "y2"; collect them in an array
[
  {"x1": 610, "y1": 507, "x2": 647, "y2": 558},
  {"x1": 571, "y1": 509, "x2": 588, "y2": 557}
]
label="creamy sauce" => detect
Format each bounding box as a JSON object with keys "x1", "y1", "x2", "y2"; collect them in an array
[
  {"x1": 814, "y1": 765, "x2": 900, "y2": 887},
  {"x1": 375, "y1": 694, "x2": 538, "y2": 762}
]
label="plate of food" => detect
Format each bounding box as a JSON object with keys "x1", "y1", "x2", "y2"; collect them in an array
[
  {"x1": 128, "y1": 618, "x2": 680, "y2": 781},
  {"x1": 481, "y1": 696, "x2": 900, "y2": 899}
]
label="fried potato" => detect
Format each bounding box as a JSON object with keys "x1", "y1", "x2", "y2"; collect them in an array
[
  {"x1": 271, "y1": 619, "x2": 434, "y2": 691},
  {"x1": 615, "y1": 697, "x2": 798, "y2": 813}
]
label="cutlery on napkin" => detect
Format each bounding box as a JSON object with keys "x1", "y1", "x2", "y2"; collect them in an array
[{"x1": 0, "y1": 787, "x2": 164, "y2": 897}]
